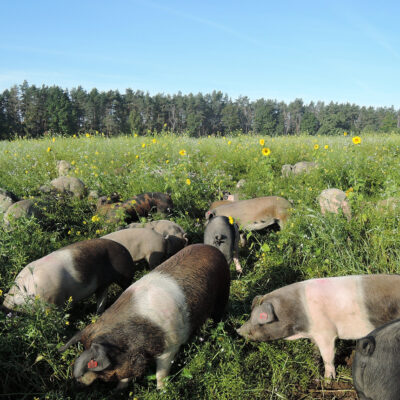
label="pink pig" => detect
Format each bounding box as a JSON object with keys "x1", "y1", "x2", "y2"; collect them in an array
[{"x1": 237, "y1": 274, "x2": 400, "y2": 378}]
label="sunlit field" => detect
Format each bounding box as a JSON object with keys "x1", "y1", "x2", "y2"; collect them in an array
[{"x1": 1, "y1": 132, "x2": 400, "y2": 399}]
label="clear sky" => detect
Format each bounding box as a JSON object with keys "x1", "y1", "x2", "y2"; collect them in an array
[{"x1": 1, "y1": 0, "x2": 400, "y2": 107}]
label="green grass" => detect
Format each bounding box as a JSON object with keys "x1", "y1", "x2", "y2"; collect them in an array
[{"x1": 1, "y1": 132, "x2": 400, "y2": 399}]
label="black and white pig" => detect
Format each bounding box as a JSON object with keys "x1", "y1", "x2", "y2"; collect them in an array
[
  {"x1": 353, "y1": 318, "x2": 400, "y2": 400},
  {"x1": 58, "y1": 244, "x2": 230, "y2": 390},
  {"x1": 2, "y1": 239, "x2": 136, "y2": 313},
  {"x1": 236, "y1": 274, "x2": 400, "y2": 379},
  {"x1": 204, "y1": 216, "x2": 242, "y2": 273}
]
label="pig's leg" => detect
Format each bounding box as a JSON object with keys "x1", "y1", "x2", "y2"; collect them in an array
[
  {"x1": 233, "y1": 224, "x2": 242, "y2": 273},
  {"x1": 95, "y1": 287, "x2": 108, "y2": 314},
  {"x1": 156, "y1": 345, "x2": 180, "y2": 389},
  {"x1": 147, "y1": 252, "x2": 165, "y2": 269},
  {"x1": 313, "y1": 334, "x2": 337, "y2": 379},
  {"x1": 115, "y1": 377, "x2": 132, "y2": 390}
]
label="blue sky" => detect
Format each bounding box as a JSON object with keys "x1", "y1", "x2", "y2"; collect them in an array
[{"x1": 1, "y1": 0, "x2": 400, "y2": 107}]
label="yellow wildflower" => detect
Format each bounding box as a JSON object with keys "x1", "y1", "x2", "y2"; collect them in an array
[
  {"x1": 85, "y1": 133, "x2": 91, "y2": 138},
  {"x1": 227, "y1": 140, "x2": 232, "y2": 145},
  {"x1": 130, "y1": 200, "x2": 136, "y2": 204},
  {"x1": 68, "y1": 296, "x2": 73, "y2": 303},
  {"x1": 346, "y1": 187, "x2": 354, "y2": 196},
  {"x1": 352, "y1": 136, "x2": 361, "y2": 144},
  {"x1": 152, "y1": 138, "x2": 157, "y2": 143},
  {"x1": 52, "y1": 137, "x2": 56, "y2": 143},
  {"x1": 142, "y1": 143, "x2": 146, "y2": 148},
  {"x1": 71, "y1": 160, "x2": 76, "y2": 165},
  {"x1": 0, "y1": 289, "x2": 3, "y2": 296},
  {"x1": 73, "y1": 134, "x2": 76, "y2": 138},
  {"x1": 228, "y1": 216, "x2": 234, "y2": 225},
  {"x1": 344, "y1": 132, "x2": 348, "y2": 136},
  {"x1": 65, "y1": 321, "x2": 70, "y2": 326},
  {"x1": 186, "y1": 178, "x2": 191, "y2": 185},
  {"x1": 261, "y1": 147, "x2": 271, "y2": 156},
  {"x1": 91, "y1": 215, "x2": 100, "y2": 223},
  {"x1": 259, "y1": 139, "x2": 265, "y2": 146},
  {"x1": 166, "y1": 159, "x2": 169, "y2": 164},
  {"x1": 314, "y1": 144, "x2": 319, "y2": 150},
  {"x1": 135, "y1": 155, "x2": 139, "y2": 159},
  {"x1": 324, "y1": 145, "x2": 329, "y2": 149},
  {"x1": 47, "y1": 147, "x2": 51, "y2": 152},
  {"x1": 179, "y1": 149, "x2": 187, "y2": 156},
  {"x1": 95, "y1": 229, "x2": 101, "y2": 235},
  {"x1": 134, "y1": 133, "x2": 138, "y2": 137}
]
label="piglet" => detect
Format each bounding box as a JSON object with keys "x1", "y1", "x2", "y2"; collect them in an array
[
  {"x1": 2, "y1": 239, "x2": 136, "y2": 313},
  {"x1": 237, "y1": 274, "x2": 400, "y2": 379},
  {"x1": 353, "y1": 318, "x2": 400, "y2": 400},
  {"x1": 59, "y1": 244, "x2": 230, "y2": 390}
]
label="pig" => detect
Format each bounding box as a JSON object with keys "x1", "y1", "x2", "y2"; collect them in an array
[
  {"x1": 206, "y1": 196, "x2": 292, "y2": 231},
  {"x1": 282, "y1": 161, "x2": 317, "y2": 177},
  {"x1": 122, "y1": 192, "x2": 173, "y2": 220},
  {"x1": 126, "y1": 220, "x2": 188, "y2": 256},
  {"x1": 3, "y1": 199, "x2": 43, "y2": 226},
  {"x1": 236, "y1": 274, "x2": 400, "y2": 379},
  {"x1": 209, "y1": 192, "x2": 238, "y2": 211},
  {"x1": 2, "y1": 238, "x2": 137, "y2": 313},
  {"x1": 0, "y1": 188, "x2": 18, "y2": 214},
  {"x1": 101, "y1": 228, "x2": 184, "y2": 268},
  {"x1": 353, "y1": 318, "x2": 400, "y2": 400},
  {"x1": 39, "y1": 176, "x2": 87, "y2": 198},
  {"x1": 58, "y1": 244, "x2": 230, "y2": 389},
  {"x1": 204, "y1": 216, "x2": 241, "y2": 273},
  {"x1": 318, "y1": 188, "x2": 351, "y2": 221},
  {"x1": 97, "y1": 192, "x2": 173, "y2": 224},
  {"x1": 56, "y1": 160, "x2": 72, "y2": 177},
  {"x1": 376, "y1": 196, "x2": 400, "y2": 212}
]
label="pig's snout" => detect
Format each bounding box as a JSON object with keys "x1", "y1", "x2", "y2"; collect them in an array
[{"x1": 236, "y1": 322, "x2": 251, "y2": 338}]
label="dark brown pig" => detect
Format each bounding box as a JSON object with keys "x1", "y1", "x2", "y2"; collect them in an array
[
  {"x1": 237, "y1": 274, "x2": 400, "y2": 379},
  {"x1": 59, "y1": 244, "x2": 230, "y2": 390}
]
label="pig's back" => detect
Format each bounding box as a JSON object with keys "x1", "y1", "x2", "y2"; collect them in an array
[
  {"x1": 303, "y1": 275, "x2": 375, "y2": 340},
  {"x1": 360, "y1": 274, "x2": 400, "y2": 327},
  {"x1": 155, "y1": 244, "x2": 230, "y2": 329}
]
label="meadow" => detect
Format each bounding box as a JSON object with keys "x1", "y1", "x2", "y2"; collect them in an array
[{"x1": 1, "y1": 131, "x2": 400, "y2": 400}]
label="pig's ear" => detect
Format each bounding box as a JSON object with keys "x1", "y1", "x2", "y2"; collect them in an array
[
  {"x1": 356, "y1": 336, "x2": 375, "y2": 356},
  {"x1": 252, "y1": 302, "x2": 276, "y2": 325},
  {"x1": 206, "y1": 210, "x2": 215, "y2": 221},
  {"x1": 89, "y1": 343, "x2": 112, "y2": 371},
  {"x1": 251, "y1": 295, "x2": 263, "y2": 310}
]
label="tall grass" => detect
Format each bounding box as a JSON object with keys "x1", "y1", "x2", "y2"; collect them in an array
[{"x1": 1, "y1": 132, "x2": 400, "y2": 399}]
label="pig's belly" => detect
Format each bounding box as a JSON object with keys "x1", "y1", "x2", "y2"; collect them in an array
[{"x1": 304, "y1": 277, "x2": 375, "y2": 339}]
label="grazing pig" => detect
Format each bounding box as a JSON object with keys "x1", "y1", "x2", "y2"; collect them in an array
[
  {"x1": 101, "y1": 228, "x2": 180, "y2": 268},
  {"x1": 2, "y1": 239, "x2": 136, "y2": 313},
  {"x1": 204, "y1": 216, "x2": 241, "y2": 273},
  {"x1": 56, "y1": 160, "x2": 72, "y2": 177},
  {"x1": 281, "y1": 161, "x2": 317, "y2": 177},
  {"x1": 0, "y1": 188, "x2": 18, "y2": 214},
  {"x1": 129, "y1": 220, "x2": 189, "y2": 256},
  {"x1": 206, "y1": 196, "x2": 292, "y2": 230},
  {"x1": 59, "y1": 244, "x2": 230, "y2": 389},
  {"x1": 97, "y1": 192, "x2": 173, "y2": 224},
  {"x1": 353, "y1": 318, "x2": 400, "y2": 400},
  {"x1": 3, "y1": 199, "x2": 43, "y2": 226},
  {"x1": 209, "y1": 193, "x2": 238, "y2": 211},
  {"x1": 236, "y1": 274, "x2": 400, "y2": 379},
  {"x1": 122, "y1": 192, "x2": 173, "y2": 220},
  {"x1": 318, "y1": 188, "x2": 351, "y2": 221},
  {"x1": 40, "y1": 176, "x2": 87, "y2": 198}
]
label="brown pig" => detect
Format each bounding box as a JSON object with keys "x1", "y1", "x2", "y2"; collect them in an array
[
  {"x1": 59, "y1": 244, "x2": 230, "y2": 390},
  {"x1": 206, "y1": 196, "x2": 292, "y2": 230}
]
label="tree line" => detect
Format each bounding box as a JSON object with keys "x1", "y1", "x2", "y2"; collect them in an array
[{"x1": 0, "y1": 81, "x2": 399, "y2": 139}]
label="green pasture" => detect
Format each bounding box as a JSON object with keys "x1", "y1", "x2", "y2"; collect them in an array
[{"x1": 1, "y1": 132, "x2": 400, "y2": 399}]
